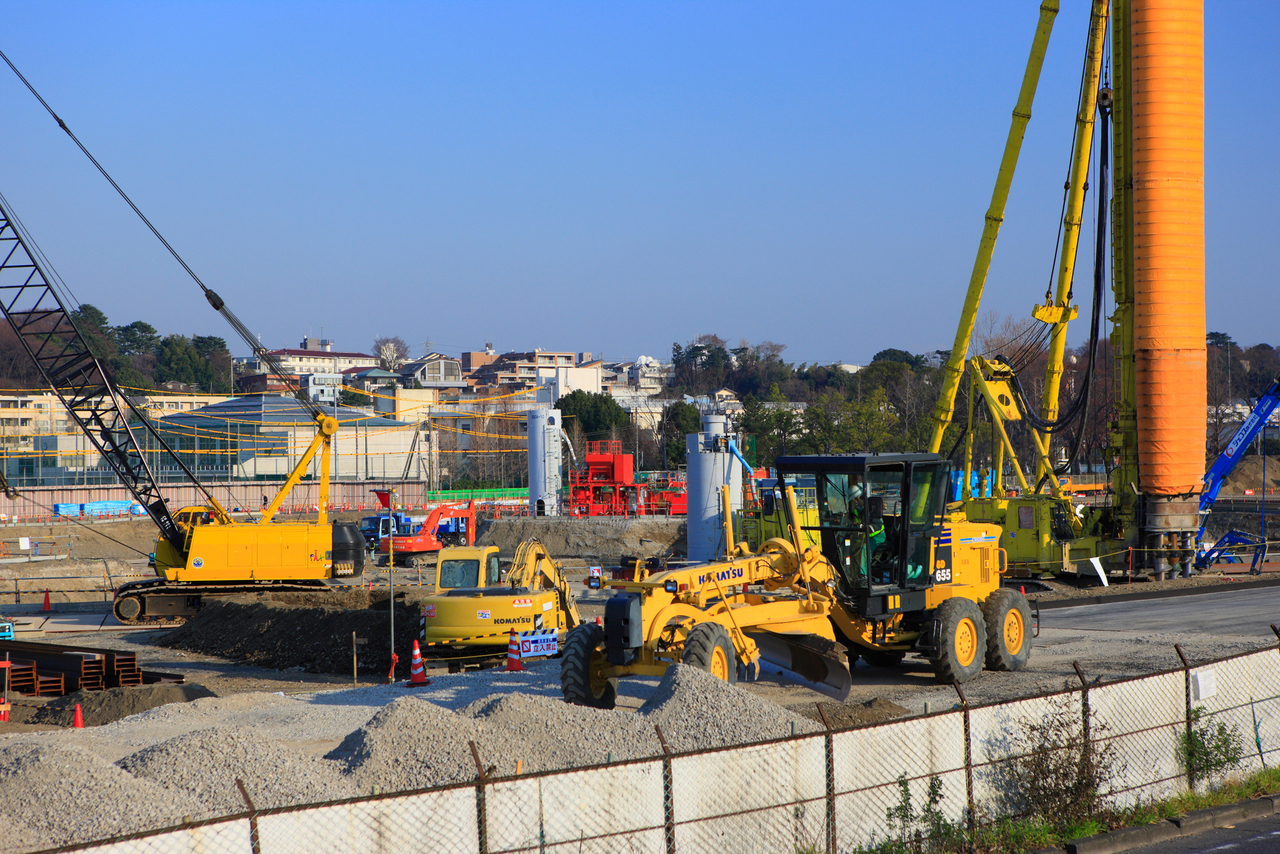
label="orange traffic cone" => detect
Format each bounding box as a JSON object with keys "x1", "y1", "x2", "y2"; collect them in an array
[
  {"x1": 407, "y1": 640, "x2": 430, "y2": 687},
  {"x1": 73, "y1": 704, "x2": 84, "y2": 729},
  {"x1": 42, "y1": 590, "x2": 51, "y2": 612},
  {"x1": 503, "y1": 629, "x2": 524, "y2": 672}
]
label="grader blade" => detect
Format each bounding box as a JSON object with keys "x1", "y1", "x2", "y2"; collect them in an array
[{"x1": 747, "y1": 630, "x2": 852, "y2": 700}]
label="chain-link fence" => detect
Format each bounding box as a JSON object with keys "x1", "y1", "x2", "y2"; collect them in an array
[{"x1": 35, "y1": 643, "x2": 1280, "y2": 854}]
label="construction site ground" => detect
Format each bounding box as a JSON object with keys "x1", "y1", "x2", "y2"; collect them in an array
[{"x1": 2, "y1": 514, "x2": 1280, "y2": 849}]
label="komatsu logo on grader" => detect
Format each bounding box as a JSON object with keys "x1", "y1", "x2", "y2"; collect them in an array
[{"x1": 697, "y1": 566, "x2": 745, "y2": 586}]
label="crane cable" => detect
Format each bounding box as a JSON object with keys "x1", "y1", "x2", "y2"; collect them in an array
[{"x1": 0, "y1": 48, "x2": 320, "y2": 420}]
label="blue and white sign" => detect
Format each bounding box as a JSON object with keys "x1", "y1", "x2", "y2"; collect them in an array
[{"x1": 519, "y1": 630, "x2": 558, "y2": 658}]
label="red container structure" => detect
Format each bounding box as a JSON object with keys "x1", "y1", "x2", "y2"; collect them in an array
[{"x1": 568, "y1": 441, "x2": 687, "y2": 516}]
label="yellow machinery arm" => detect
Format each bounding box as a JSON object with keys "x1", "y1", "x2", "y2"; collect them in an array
[
  {"x1": 928, "y1": 1, "x2": 1059, "y2": 453},
  {"x1": 1033, "y1": 0, "x2": 1111, "y2": 484},
  {"x1": 509, "y1": 538, "x2": 582, "y2": 629},
  {"x1": 259, "y1": 412, "x2": 340, "y2": 525}
]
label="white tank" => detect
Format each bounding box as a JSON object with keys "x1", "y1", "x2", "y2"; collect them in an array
[
  {"x1": 527, "y1": 408, "x2": 562, "y2": 516},
  {"x1": 686, "y1": 414, "x2": 743, "y2": 562}
]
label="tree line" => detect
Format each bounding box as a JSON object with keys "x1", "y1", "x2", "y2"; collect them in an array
[{"x1": 0, "y1": 303, "x2": 234, "y2": 393}]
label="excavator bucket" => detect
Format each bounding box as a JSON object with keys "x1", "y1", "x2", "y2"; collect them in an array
[{"x1": 746, "y1": 630, "x2": 852, "y2": 700}]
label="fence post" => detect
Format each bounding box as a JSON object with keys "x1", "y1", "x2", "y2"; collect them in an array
[
  {"x1": 655, "y1": 724, "x2": 676, "y2": 854},
  {"x1": 951, "y1": 681, "x2": 974, "y2": 837},
  {"x1": 816, "y1": 704, "x2": 836, "y2": 854},
  {"x1": 1175, "y1": 644, "x2": 1195, "y2": 791},
  {"x1": 469, "y1": 740, "x2": 489, "y2": 854},
  {"x1": 235, "y1": 777, "x2": 262, "y2": 854}
]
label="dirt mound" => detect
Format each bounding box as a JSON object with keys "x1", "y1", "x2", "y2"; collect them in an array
[
  {"x1": 479, "y1": 517, "x2": 686, "y2": 559},
  {"x1": 1220, "y1": 454, "x2": 1280, "y2": 495},
  {"x1": 639, "y1": 664, "x2": 820, "y2": 751},
  {"x1": 805, "y1": 697, "x2": 911, "y2": 729},
  {"x1": 158, "y1": 594, "x2": 422, "y2": 676},
  {"x1": 29, "y1": 684, "x2": 217, "y2": 727}
]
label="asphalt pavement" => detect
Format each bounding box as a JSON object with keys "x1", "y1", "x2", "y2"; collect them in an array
[
  {"x1": 1123, "y1": 813, "x2": 1280, "y2": 854},
  {"x1": 1047, "y1": 585, "x2": 1280, "y2": 638}
]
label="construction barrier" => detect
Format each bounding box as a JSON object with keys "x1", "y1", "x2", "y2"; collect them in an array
[{"x1": 45, "y1": 642, "x2": 1280, "y2": 854}]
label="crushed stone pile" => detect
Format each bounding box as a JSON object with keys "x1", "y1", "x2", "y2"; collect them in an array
[
  {"x1": 330, "y1": 696, "x2": 484, "y2": 790},
  {"x1": 461, "y1": 693, "x2": 660, "y2": 774},
  {"x1": 639, "y1": 664, "x2": 822, "y2": 751},
  {"x1": 159, "y1": 595, "x2": 422, "y2": 675},
  {"x1": 119, "y1": 726, "x2": 360, "y2": 812},
  {"x1": 0, "y1": 661, "x2": 840, "y2": 851},
  {"x1": 0, "y1": 742, "x2": 203, "y2": 848},
  {"x1": 30, "y1": 684, "x2": 217, "y2": 727}
]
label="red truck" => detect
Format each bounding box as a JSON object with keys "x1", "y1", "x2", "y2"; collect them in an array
[{"x1": 377, "y1": 501, "x2": 477, "y2": 567}]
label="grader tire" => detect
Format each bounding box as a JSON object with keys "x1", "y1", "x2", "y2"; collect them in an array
[
  {"x1": 682, "y1": 623, "x2": 738, "y2": 684},
  {"x1": 931, "y1": 597, "x2": 987, "y2": 684},
  {"x1": 981, "y1": 589, "x2": 1032, "y2": 672},
  {"x1": 560, "y1": 624, "x2": 616, "y2": 709}
]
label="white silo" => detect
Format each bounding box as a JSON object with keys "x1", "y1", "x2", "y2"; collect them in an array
[
  {"x1": 686, "y1": 414, "x2": 743, "y2": 562},
  {"x1": 527, "y1": 407, "x2": 562, "y2": 516}
]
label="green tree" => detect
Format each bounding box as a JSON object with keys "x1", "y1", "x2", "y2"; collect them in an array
[
  {"x1": 555, "y1": 390, "x2": 631, "y2": 439},
  {"x1": 661, "y1": 400, "x2": 702, "y2": 467},
  {"x1": 70, "y1": 303, "x2": 114, "y2": 360},
  {"x1": 153, "y1": 335, "x2": 205, "y2": 387},
  {"x1": 115, "y1": 321, "x2": 161, "y2": 357},
  {"x1": 871, "y1": 348, "x2": 926, "y2": 370}
]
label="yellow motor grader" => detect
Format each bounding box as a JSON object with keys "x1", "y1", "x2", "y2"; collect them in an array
[{"x1": 560, "y1": 453, "x2": 1033, "y2": 708}]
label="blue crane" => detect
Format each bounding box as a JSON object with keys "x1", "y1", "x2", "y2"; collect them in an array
[{"x1": 1195, "y1": 376, "x2": 1279, "y2": 569}]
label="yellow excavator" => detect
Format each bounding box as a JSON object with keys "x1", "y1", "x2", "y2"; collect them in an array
[
  {"x1": 561, "y1": 453, "x2": 1032, "y2": 708},
  {"x1": 419, "y1": 539, "x2": 581, "y2": 656}
]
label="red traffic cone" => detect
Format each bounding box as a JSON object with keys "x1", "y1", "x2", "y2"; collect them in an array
[
  {"x1": 595, "y1": 616, "x2": 602, "y2": 626},
  {"x1": 42, "y1": 590, "x2": 51, "y2": 612},
  {"x1": 1019, "y1": 585, "x2": 1025, "y2": 595},
  {"x1": 407, "y1": 640, "x2": 430, "y2": 686},
  {"x1": 385, "y1": 652, "x2": 399, "y2": 684},
  {"x1": 504, "y1": 629, "x2": 524, "y2": 672},
  {"x1": 73, "y1": 704, "x2": 84, "y2": 729}
]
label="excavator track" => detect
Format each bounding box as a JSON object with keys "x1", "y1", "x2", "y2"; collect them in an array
[{"x1": 112, "y1": 578, "x2": 332, "y2": 625}]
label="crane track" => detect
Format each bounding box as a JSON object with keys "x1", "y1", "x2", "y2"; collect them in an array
[{"x1": 113, "y1": 578, "x2": 334, "y2": 625}]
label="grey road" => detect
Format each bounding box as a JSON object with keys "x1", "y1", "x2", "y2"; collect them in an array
[
  {"x1": 1126, "y1": 814, "x2": 1280, "y2": 854},
  {"x1": 1047, "y1": 586, "x2": 1280, "y2": 638}
]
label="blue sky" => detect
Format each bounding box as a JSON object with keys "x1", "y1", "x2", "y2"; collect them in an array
[{"x1": 1, "y1": 2, "x2": 1275, "y2": 364}]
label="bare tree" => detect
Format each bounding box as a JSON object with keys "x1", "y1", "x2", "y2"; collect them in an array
[{"x1": 374, "y1": 335, "x2": 410, "y2": 371}]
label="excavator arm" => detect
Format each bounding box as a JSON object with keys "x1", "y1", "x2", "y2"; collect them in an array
[{"x1": 509, "y1": 539, "x2": 581, "y2": 629}]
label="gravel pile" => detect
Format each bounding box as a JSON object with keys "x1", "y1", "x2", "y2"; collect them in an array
[
  {"x1": 331, "y1": 696, "x2": 484, "y2": 790},
  {"x1": 0, "y1": 742, "x2": 203, "y2": 848},
  {"x1": 463, "y1": 693, "x2": 660, "y2": 774},
  {"x1": 640, "y1": 664, "x2": 821, "y2": 751},
  {"x1": 119, "y1": 727, "x2": 360, "y2": 812}
]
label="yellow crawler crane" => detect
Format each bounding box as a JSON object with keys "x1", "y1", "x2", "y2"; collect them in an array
[
  {"x1": 419, "y1": 540, "x2": 581, "y2": 655},
  {"x1": 561, "y1": 453, "x2": 1033, "y2": 708}
]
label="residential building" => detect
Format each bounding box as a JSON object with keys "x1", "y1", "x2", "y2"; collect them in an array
[
  {"x1": 399, "y1": 354, "x2": 467, "y2": 391},
  {"x1": 234, "y1": 336, "x2": 378, "y2": 377}
]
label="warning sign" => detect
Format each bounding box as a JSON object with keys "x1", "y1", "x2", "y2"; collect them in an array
[
  {"x1": 520, "y1": 631, "x2": 558, "y2": 658},
  {"x1": 422, "y1": 604, "x2": 436, "y2": 618},
  {"x1": 588, "y1": 566, "x2": 602, "y2": 578}
]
